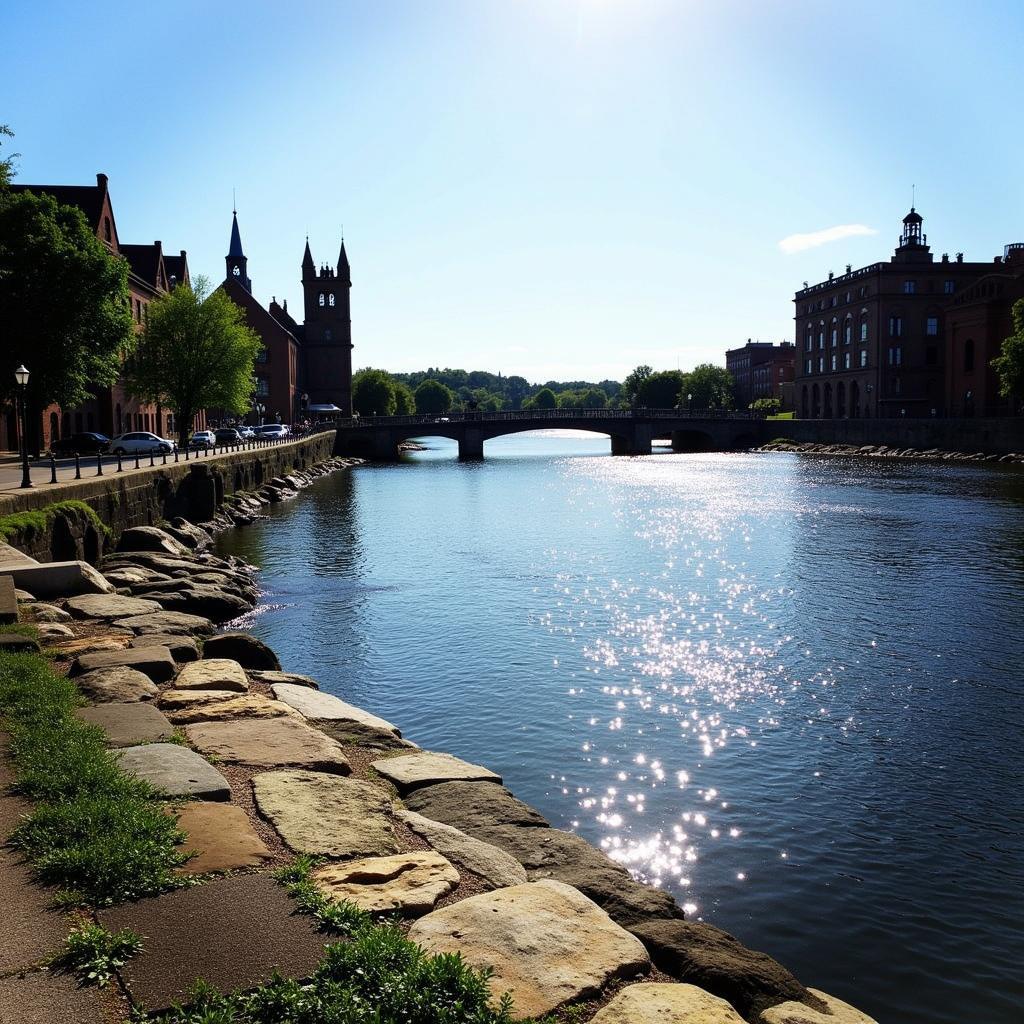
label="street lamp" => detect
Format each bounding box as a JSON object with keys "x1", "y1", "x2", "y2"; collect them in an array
[
  {"x1": 687, "y1": 392, "x2": 693, "y2": 413},
  {"x1": 14, "y1": 364, "x2": 31, "y2": 489},
  {"x1": 255, "y1": 402, "x2": 265, "y2": 426}
]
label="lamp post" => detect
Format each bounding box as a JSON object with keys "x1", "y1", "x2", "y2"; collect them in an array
[
  {"x1": 255, "y1": 402, "x2": 265, "y2": 426},
  {"x1": 687, "y1": 392, "x2": 693, "y2": 414},
  {"x1": 14, "y1": 364, "x2": 32, "y2": 489}
]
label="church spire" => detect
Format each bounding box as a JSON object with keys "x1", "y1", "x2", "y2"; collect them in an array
[
  {"x1": 302, "y1": 236, "x2": 315, "y2": 281},
  {"x1": 226, "y1": 210, "x2": 250, "y2": 291},
  {"x1": 337, "y1": 236, "x2": 350, "y2": 283}
]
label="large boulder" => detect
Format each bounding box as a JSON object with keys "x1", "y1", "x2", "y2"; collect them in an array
[
  {"x1": 65, "y1": 593, "x2": 162, "y2": 621},
  {"x1": 114, "y1": 611, "x2": 215, "y2": 637},
  {"x1": 312, "y1": 852, "x2": 459, "y2": 915},
  {"x1": 70, "y1": 646, "x2": 177, "y2": 684},
  {"x1": 404, "y1": 780, "x2": 549, "y2": 831},
  {"x1": 202, "y1": 633, "x2": 280, "y2": 670},
  {"x1": 0, "y1": 560, "x2": 113, "y2": 598},
  {"x1": 629, "y1": 919, "x2": 815, "y2": 1020},
  {"x1": 76, "y1": 702, "x2": 174, "y2": 747},
  {"x1": 175, "y1": 659, "x2": 249, "y2": 693},
  {"x1": 271, "y1": 684, "x2": 399, "y2": 734},
  {"x1": 116, "y1": 526, "x2": 190, "y2": 558},
  {"x1": 408, "y1": 880, "x2": 650, "y2": 1019},
  {"x1": 370, "y1": 751, "x2": 501, "y2": 794},
  {"x1": 0, "y1": 633, "x2": 41, "y2": 655},
  {"x1": 248, "y1": 670, "x2": 319, "y2": 690},
  {"x1": 759, "y1": 989, "x2": 879, "y2": 1024},
  {"x1": 138, "y1": 583, "x2": 253, "y2": 622},
  {"x1": 185, "y1": 717, "x2": 350, "y2": 774},
  {"x1": 130, "y1": 633, "x2": 199, "y2": 663},
  {"x1": 24, "y1": 602, "x2": 72, "y2": 623},
  {"x1": 116, "y1": 743, "x2": 230, "y2": 800},
  {"x1": 159, "y1": 690, "x2": 297, "y2": 724},
  {"x1": 165, "y1": 517, "x2": 212, "y2": 551},
  {"x1": 591, "y1": 983, "x2": 745, "y2": 1023}
]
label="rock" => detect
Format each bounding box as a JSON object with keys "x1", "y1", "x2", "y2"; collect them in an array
[
  {"x1": 316, "y1": 718, "x2": 417, "y2": 752},
  {"x1": 370, "y1": 750, "x2": 501, "y2": 793},
  {"x1": 36, "y1": 622, "x2": 74, "y2": 639},
  {"x1": 0, "y1": 634, "x2": 41, "y2": 654},
  {"x1": 73, "y1": 666, "x2": 159, "y2": 703},
  {"x1": 271, "y1": 683, "x2": 400, "y2": 733},
  {"x1": 117, "y1": 526, "x2": 191, "y2": 558},
  {"x1": 76, "y1": 702, "x2": 174, "y2": 747},
  {"x1": 0, "y1": 560, "x2": 114, "y2": 598},
  {"x1": 408, "y1": 879, "x2": 650, "y2": 1018},
  {"x1": 130, "y1": 633, "x2": 199, "y2": 662},
  {"x1": 312, "y1": 851, "x2": 459, "y2": 915},
  {"x1": 159, "y1": 690, "x2": 296, "y2": 723},
  {"x1": 473, "y1": 825, "x2": 683, "y2": 929},
  {"x1": 591, "y1": 983, "x2": 746, "y2": 1023},
  {"x1": 249, "y1": 670, "x2": 319, "y2": 689},
  {"x1": 114, "y1": 611, "x2": 215, "y2": 637},
  {"x1": 51, "y1": 634, "x2": 131, "y2": 658},
  {"x1": 14, "y1": 588, "x2": 35, "y2": 601},
  {"x1": 174, "y1": 658, "x2": 249, "y2": 692},
  {"x1": 140, "y1": 583, "x2": 252, "y2": 622},
  {"x1": 404, "y1": 780, "x2": 549, "y2": 831},
  {"x1": 252, "y1": 770, "x2": 396, "y2": 858},
  {"x1": 202, "y1": 632, "x2": 280, "y2": 669},
  {"x1": 396, "y1": 809, "x2": 527, "y2": 888},
  {"x1": 103, "y1": 567, "x2": 173, "y2": 587},
  {"x1": 630, "y1": 919, "x2": 812, "y2": 1019},
  {"x1": 174, "y1": 802, "x2": 272, "y2": 874},
  {"x1": 65, "y1": 593, "x2": 162, "y2": 621},
  {"x1": 185, "y1": 717, "x2": 350, "y2": 773},
  {"x1": 116, "y1": 743, "x2": 230, "y2": 800},
  {"x1": 759, "y1": 989, "x2": 879, "y2": 1024},
  {"x1": 69, "y1": 646, "x2": 177, "y2": 683},
  {"x1": 24, "y1": 602, "x2": 71, "y2": 623},
  {"x1": 165, "y1": 517, "x2": 212, "y2": 550}
]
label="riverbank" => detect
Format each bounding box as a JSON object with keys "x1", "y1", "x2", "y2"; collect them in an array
[
  {"x1": 0, "y1": 453, "x2": 879, "y2": 1024},
  {"x1": 756, "y1": 437, "x2": 1024, "y2": 463}
]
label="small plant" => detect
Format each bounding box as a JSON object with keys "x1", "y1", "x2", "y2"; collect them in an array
[
  {"x1": 53, "y1": 922, "x2": 142, "y2": 986},
  {"x1": 274, "y1": 855, "x2": 372, "y2": 936}
]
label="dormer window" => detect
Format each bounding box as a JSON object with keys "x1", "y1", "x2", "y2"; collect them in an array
[
  {"x1": 329, "y1": 293, "x2": 336, "y2": 307},
  {"x1": 318, "y1": 292, "x2": 326, "y2": 307}
]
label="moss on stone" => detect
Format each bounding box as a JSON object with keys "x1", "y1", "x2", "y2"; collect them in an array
[{"x1": 0, "y1": 499, "x2": 111, "y2": 544}]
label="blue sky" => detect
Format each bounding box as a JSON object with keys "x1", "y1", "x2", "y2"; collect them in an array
[{"x1": 4, "y1": 0, "x2": 1022, "y2": 383}]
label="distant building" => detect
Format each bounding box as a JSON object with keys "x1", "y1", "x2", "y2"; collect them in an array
[
  {"x1": 220, "y1": 213, "x2": 353, "y2": 423},
  {"x1": 792, "y1": 208, "x2": 1001, "y2": 419},
  {"x1": 2, "y1": 173, "x2": 197, "y2": 452},
  {"x1": 725, "y1": 340, "x2": 795, "y2": 408}
]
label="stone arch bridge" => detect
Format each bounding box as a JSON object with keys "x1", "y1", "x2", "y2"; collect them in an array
[{"x1": 332, "y1": 409, "x2": 767, "y2": 461}]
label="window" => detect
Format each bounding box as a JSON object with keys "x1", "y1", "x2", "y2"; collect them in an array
[
  {"x1": 926, "y1": 316, "x2": 938, "y2": 336},
  {"x1": 831, "y1": 327, "x2": 838, "y2": 346},
  {"x1": 818, "y1": 330, "x2": 825, "y2": 349},
  {"x1": 324, "y1": 328, "x2": 332, "y2": 341},
  {"x1": 328, "y1": 293, "x2": 336, "y2": 307},
  {"x1": 903, "y1": 281, "x2": 916, "y2": 294},
  {"x1": 893, "y1": 377, "x2": 901, "y2": 395},
  {"x1": 256, "y1": 348, "x2": 269, "y2": 363},
  {"x1": 830, "y1": 354, "x2": 837, "y2": 371},
  {"x1": 845, "y1": 291, "x2": 852, "y2": 303},
  {"x1": 318, "y1": 293, "x2": 325, "y2": 307},
  {"x1": 859, "y1": 285, "x2": 868, "y2": 298},
  {"x1": 944, "y1": 280, "x2": 955, "y2": 294},
  {"x1": 255, "y1": 377, "x2": 270, "y2": 396},
  {"x1": 888, "y1": 346, "x2": 902, "y2": 366},
  {"x1": 818, "y1": 356, "x2": 825, "y2": 373},
  {"x1": 889, "y1": 315, "x2": 902, "y2": 337},
  {"x1": 860, "y1": 350, "x2": 868, "y2": 368},
  {"x1": 805, "y1": 332, "x2": 813, "y2": 351},
  {"x1": 844, "y1": 321, "x2": 852, "y2": 344},
  {"x1": 860, "y1": 322, "x2": 869, "y2": 341},
  {"x1": 831, "y1": 296, "x2": 837, "y2": 307},
  {"x1": 926, "y1": 345, "x2": 937, "y2": 365},
  {"x1": 805, "y1": 358, "x2": 812, "y2": 375},
  {"x1": 964, "y1": 338, "x2": 975, "y2": 372},
  {"x1": 844, "y1": 352, "x2": 851, "y2": 370}
]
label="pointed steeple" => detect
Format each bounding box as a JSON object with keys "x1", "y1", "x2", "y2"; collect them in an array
[
  {"x1": 301, "y1": 236, "x2": 315, "y2": 281},
  {"x1": 337, "y1": 236, "x2": 350, "y2": 282},
  {"x1": 228, "y1": 210, "x2": 244, "y2": 258},
  {"x1": 225, "y1": 210, "x2": 251, "y2": 291}
]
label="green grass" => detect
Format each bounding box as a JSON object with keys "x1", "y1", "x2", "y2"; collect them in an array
[
  {"x1": 766, "y1": 411, "x2": 795, "y2": 420},
  {"x1": 0, "y1": 652, "x2": 188, "y2": 906},
  {"x1": 52, "y1": 922, "x2": 143, "y2": 987},
  {"x1": 0, "y1": 498, "x2": 111, "y2": 545},
  {"x1": 0, "y1": 622, "x2": 39, "y2": 639}
]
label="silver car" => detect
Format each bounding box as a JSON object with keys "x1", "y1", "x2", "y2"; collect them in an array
[{"x1": 110, "y1": 431, "x2": 175, "y2": 455}]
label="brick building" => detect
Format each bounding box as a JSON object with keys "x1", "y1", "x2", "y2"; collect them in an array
[
  {"x1": 792, "y1": 208, "x2": 997, "y2": 419},
  {"x1": 221, "y1": 213, "x2": 353, "y2": 422},
  {"x1": 725, "y1": 340, "x2": 795, "y2": 408},
  {"x1": 2, "y1": 173, "x2": 199, "y2": 451}
]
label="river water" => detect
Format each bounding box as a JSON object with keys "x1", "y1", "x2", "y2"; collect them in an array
[{"x1": 216, "y1": 432, "x2": 1024, "y2": 1024}]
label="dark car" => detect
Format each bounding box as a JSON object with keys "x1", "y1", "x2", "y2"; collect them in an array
[
  {"x1": 51, "y1": 432, "x2": 110, "y2": 456},
  {"x1": 214, "y1": 428, "x2": 243, "y2": 446}
]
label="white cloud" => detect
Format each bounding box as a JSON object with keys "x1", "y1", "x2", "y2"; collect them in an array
[{"x1": 778, "y1": 224, "x2": 878, "y2": 255}]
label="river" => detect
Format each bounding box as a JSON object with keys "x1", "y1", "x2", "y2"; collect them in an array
[{"x1": 216, "y1": 432, "x2": 1024, "y2": 1024}]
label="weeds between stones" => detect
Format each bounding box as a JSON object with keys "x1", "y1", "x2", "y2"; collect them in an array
[
  {"x1": 0, "y1": 651, "x2": 189, "y2": 906},
  {"x1": 52, "y1": 921, "x2": 143, "y2": 987}
]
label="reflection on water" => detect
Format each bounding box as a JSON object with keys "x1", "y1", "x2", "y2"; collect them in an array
[{"x1": 218, "y1": 433, "x2": 1024, "y2": 1024}]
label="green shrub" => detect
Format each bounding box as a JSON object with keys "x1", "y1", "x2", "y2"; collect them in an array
[{"x1": 53, "y1": 922, "x2": 142, "y2": 986}]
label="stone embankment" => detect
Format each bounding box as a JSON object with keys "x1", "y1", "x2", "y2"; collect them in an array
[
  {"x1": 758, "y1": 438, "x2": 1024, "y2": 464},
  {"x1": 0, "y1": 455, "x2": 879, "y2": 1023}
]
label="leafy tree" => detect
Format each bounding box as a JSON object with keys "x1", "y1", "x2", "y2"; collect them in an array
[
  {"x1": 352, "y1": 368, "x2": 397, "y2": 417},
  {"x1": 531, "y1": 387, "x2": 557, "y2": 410},
  {"x1": 0, "y1": 186, "x2": 134, "y2": 452},
  {"x1": 750, "y1": 397, "x2": 782, "y2": 416},
  {"x1": 505, "y1": 375, "x2": 530, "y2": 409},
  {"x1": 555, "y1": 389, "x2": 581, "y2": 409},
  {"x1": 125, "y1": 276, "x2": 261, "y2": 446},
  {"x1": 992, "y1": 298, "x2": 1024, "y2": 403},
  {"x1": 622, "y1": 365, "x2": 653, "y2": 406},
  {"x1": 581, "y1": 387, "x2": 608, "y2": 408},
  {"x1": 678, "y1": 363, "x2": 736, "y2": 411},
  {"x1": 0, "y1": 124, "x2": 17, "y2": 187},
  {"x1": 413, "y1": 378, "x2": 453, "y2": 414},
  {"x1": 636, "y1": 370, "x2": 684, "y2": 408},
  {"x1": 393, "y1": 380, "x2": 415, "y2": 415}
]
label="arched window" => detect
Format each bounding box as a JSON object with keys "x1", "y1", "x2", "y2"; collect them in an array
[
  {"x1": 860, "y1": 320, "x2": 869, "y2": 342},
  {"x1": 328, "y1": 293, "x2": 336, "y2": 307},
  {"x1": 318, "y1": 293, "x2": 325, "y2": 307},
  {"x1": 964, "y1": 338, "x2": 975, "y2": 372},
  {"x1": 844, "y1": 316, "x2": 852, "y2": 344}
]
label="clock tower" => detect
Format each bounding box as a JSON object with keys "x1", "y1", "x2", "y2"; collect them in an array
[{"x1": 225, "y1": 209, "x2": 251, "y2": 292}]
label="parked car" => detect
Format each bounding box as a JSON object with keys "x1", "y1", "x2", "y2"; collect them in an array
[
  {"x1": 254, "y1": 423, "x2": 288, "y2": 439},
  {"x1": 109, "y1": 431, "x2": 175, "y2": 456},
  {"x1": 214, "y1": 428, "x2": 243, "y2": 446},
  {"x1": 51, "y1": 432, "x2": 110, "y2": 456},
  {"x1": 190, "y1": 430, "x2": 215, "y2": 449},
  {"x1": 238, "y1": 426, "x2": 255, "y2": 439}
]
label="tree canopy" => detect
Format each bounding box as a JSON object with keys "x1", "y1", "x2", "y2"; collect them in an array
[
  {"x1": 636, "y1": 370, "x2": 684, "y2": 408},
  {"x1": 622, "y1": 365, "x2": 653, "y2": 406},
  {"x1": 393, "y1": 380, "x2": 415, "y2": 415},
  {"x1": 0, "y1": 124, "x2": 16, "y2": 187},
  {"x1": 529, "y1": 387, "x2": 557, "y2": 410},
  {"x1": 678, "y1": 363, "x2": 736, "y2": 410},
  {"x1": 749, "y1": 397, "x2": 782, "y2": 416},
  {"x1": 0, "y1": 185, "x2": 134, "y2": 447},
  {"x1": 413, "y1": 379, "x2": 454, "y2": 414},
  {"x1": 124, "y1": 276, "x2": 261, "y2": 445},
  {"x1": 992, "y1": 298, "x2": 1024, "y2": 403},
  {"x1": 352, "y1": 368, "x2": 398, "y2": 417}
]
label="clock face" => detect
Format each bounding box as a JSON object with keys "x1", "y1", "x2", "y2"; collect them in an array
[{"x1": 232, "y1": 265, "x2": 241, "y2": 276}]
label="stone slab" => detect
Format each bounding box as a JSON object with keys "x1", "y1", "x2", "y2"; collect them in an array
[
  {"x1": 591, "y1": 983, "x2": 746, "y2": 1023},
  {"x1": 173, "y1": 802, "x2": 272, "y2": 874},
  {"x1": 175, "y1": 658, "x2": 249, "y2": 692},
  {"x1": 249, "y1": 669, "x2": 319, "y2": 689},
  {"x1": 370, "y1": 750, "x2": 501, "y2": 793},
  {"x1": 760, "y1": 989, "x2": 880, "y2": 1024},
  {"x1": 0, "y1": 634, "x2": 40, "y2": 654},
  {"x1": 160, "y1": 690, "x2": 296, "y2": 724},
  {"x1": 72, "y1": 666, "x2": 159, "y2": 704},
  {"x1": 98, "y1": 872, "x2": 327, "y2": 1013},
  {"x1": 50, "y1": 634, "x2": 131, "y2": 659},
  {"x1": 0, "y1": 560, "x2": 113, "y2": 598},
  {"x1": 65, "y1": 593, "x2": 162, "y2": 620},
  {"x1": 0, "y1": 970, "x2": 109, "y2": 1024},
  {"x1": 114, "y1": 610, "x2": 215, "y2": 636},
  {"x1": 404, "y1": 780, "x2": 549, "y2": 831},
  {"x1": 408, "y1": 879, "x2": 651, "y2": 1018},
  {"x1": 397, "y1": 809, "x2": 527, "y2": 888},
  {"x1": 186, "y1": 717, "x2": 350, "y2": 773},
  {"x1": 24, "y1": 602, "x2": 72, "y2": 623},
  {"x1": 116, "y1": 743, "x2": 230, "y2": 800},
  {"x1": 35, "y1": 622, "x2": 74, "y2": 640},
  {"x1": 316, "y1": 718, "x2": 418, "y2": 752},
  {"x1": 313, "y1": 851, "x2": 459, "y2": 914},
  {"x1": 272, "y1": 683, "x2": 400, "y2": 734},
  {"x1": 130, "y1": 632, "x2": 199, "y2": 662},
  {"x1": 0, "y1": 573, "x2": 20, "y2": 624},
  {"x1": 75, "y1": 702, "x2": 174, "y2": 747},
  {"x1": 253, "y1": 769, "x2": 396, "y2": 857},
  {"x1": 69, "y1": 645, "x2": 176, "y2": 683},
  {"x1": 202, "y1": 632, "x2": 281, "y2": 669}
]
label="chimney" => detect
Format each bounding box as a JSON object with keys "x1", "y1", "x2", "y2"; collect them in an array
[{"x1": 96, "y1": 172, "x2": 108, "y2": 189}]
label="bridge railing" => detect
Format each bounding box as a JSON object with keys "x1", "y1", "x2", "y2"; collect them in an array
[{"x1": 330, "y1": 408, "x2": 761, "y2": 429}]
